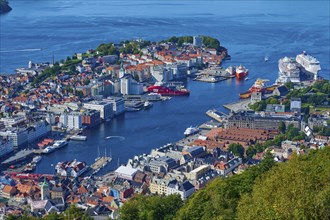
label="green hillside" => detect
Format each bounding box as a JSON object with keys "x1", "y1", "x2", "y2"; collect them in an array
[{"x1": 119, "y1": 147, "x2": 330, "y2": 220}]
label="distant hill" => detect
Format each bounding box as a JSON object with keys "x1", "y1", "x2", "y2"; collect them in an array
[{"x1": 0, "y1": 0, "x2": 12, "y2": 14}]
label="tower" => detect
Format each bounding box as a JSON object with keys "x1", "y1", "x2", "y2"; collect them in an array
[
  {"x1": 41, "y1": 178, "x2": 50, "y2": 200},
  {"x1": 119, "y1": 62, "x2": 125, "y2": 78}
]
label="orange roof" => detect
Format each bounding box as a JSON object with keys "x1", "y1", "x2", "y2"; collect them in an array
[
  {"x1": 103, "y1": 196, "x2": 114, "y2": 203},
  {"x1": 2, "y1": 185, "x2": 16, "y2": 194},
  {"x1": 17, "y1": 183, "x2": 32, "y2": 194}
]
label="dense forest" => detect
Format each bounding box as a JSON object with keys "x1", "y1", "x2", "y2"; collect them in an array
[{"x1": 120, "y1": 147, "x2": 330, "y2": 220}]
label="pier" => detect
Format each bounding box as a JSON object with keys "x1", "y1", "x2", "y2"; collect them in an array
[
  {"x1": 223, "y1": 99, "x2": 252, "y2": 112},
  {"x1": 90, "y1": 157, "x2": 112, "y2": 175},
  {"x1": 206, "y1": 109, "x2": 228, "y2": 122}
]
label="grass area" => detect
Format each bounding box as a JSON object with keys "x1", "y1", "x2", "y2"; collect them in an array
[{"x1": 310, "y1": 106, "x2": 330, "y2": 114}]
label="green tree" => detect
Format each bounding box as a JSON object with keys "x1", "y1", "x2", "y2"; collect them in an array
[
  {"x1": 120, "y1": 194, "x2": 183, "y2": 220},
  {"x1": 175, "y1": 153, "x2": 275, "y2": 220},
  {"x1": 237, "y1": 147, "x2": 330, "y2": 220},
  {"x1": 246, "y1": 146, "x2": 257, "y2": 159},
  {"x1": 63, "y1": 205, "x2": 93, "y2": 220},
  {"x1": 228, "y1": 143, "x2": 245, "y2": 158},
  {"x1": 279, "y1": 121, "x2": 286, "y2": 134}
]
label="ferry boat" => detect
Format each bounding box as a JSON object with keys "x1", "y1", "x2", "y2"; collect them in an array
[
  {"x1": 296, "y1": 51, "x2": 321, "y2": 80},
  {"x1": 184, "y1": 126, "x2": 199, "y2": 136},
  {"x1": 147, "y1": 82, "x2": 190, "y2": 96},
  {"x1": 236, "y1": 65, "x2": 248, "y2": 79},
  {"x1": 43, "y1": 146, "x2": 55, "y2": 154},
  {"x1": 32, "y1": 155, "x2": 42, "y2": 164},
  {"x1": 53, "y1": 140, "x2": 68, "y2": 149}
]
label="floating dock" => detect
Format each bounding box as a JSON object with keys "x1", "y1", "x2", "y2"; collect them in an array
[{"x1": 69, "y1": 135, "x2": 87, "y2": 141}]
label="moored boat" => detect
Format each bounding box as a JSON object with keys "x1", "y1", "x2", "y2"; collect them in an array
[
  {"x1": 239, "y1": 78, "x2": 269, "y2": 99},
  {"x1": 184, "y1": 126, "x2": 199, "y2": 136},
  {"x1": 147, "y1": 82, "x2": 190, "y2": 96},
  {"x1": 144, "y1": 101, "x2": 153, "y2": 110},
  {"x1": 236, "y1": 65, "x2": 248, "y2": 79}
]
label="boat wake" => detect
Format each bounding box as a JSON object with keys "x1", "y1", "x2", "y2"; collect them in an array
[
  {"x1": 0, "y1": 48, "x2": 42, "y2": 53},
  {"x1": 105, "y1": 136, "x2": 125, "y2": 141}
]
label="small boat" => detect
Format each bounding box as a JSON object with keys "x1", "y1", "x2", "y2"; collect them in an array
[
  {"x1": 184, "y1": 126, "x2": 199, "y2": 136},
  {"x1": 70, "y1": 135, "x2": 87, "y2": 141},
  {"x1": 245, "y1": 77, "x2": 249, "y2": 81},
  {"x1": 144, "y1": 101, "x2": 153, "y2": 110},
  {"x1": 43, "y1": 146, "x2": 55, "y2": 154},
  {"x1": 53, "y1": 140, "x2": 68, "y2": 149},
  {"x1": 32, "y1": 155, "x2": 42, "y2": 164},
  {"x1": 264, "y1": 56, "x2": 269, "y2": 62}
]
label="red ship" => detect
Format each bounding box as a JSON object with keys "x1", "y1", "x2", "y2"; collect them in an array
[
  {"x1": 147, "y1": 84, "x2": 190, "y2": 96},
  {"x1": 236, "y1": 65, "x2": 249, "y2": 79},
  {"x1": 239, "y1": 79, "x2": 268, "y2": 99}
]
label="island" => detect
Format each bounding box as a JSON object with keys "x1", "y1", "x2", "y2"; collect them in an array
[{"x1": 0, "y1": 0, "x2": 12, "y2": 14}]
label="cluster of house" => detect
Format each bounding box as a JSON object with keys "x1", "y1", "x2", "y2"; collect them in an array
[
  {"x1": 0, "y1": 37, "x2": 228, "y2": 141},
  {"x1": 0, "y1": 173, "x2": 122, "y2": 218}
]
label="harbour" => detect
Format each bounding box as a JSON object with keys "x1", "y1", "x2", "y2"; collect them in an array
[{"x1": 0, "y1": 0, "x2": 328, "y2": 177}]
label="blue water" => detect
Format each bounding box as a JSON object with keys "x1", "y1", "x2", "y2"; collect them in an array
[{"x1": 0, "y1": 0, "x2": 329, "y2": 174}]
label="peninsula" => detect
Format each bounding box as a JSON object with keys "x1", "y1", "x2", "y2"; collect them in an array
[
  {"x1": 0, "y1": 0, "x2": 11, "y2": 14},
  {"x1": 0, "y1": 34, "x2": 329, "y2": 220}
]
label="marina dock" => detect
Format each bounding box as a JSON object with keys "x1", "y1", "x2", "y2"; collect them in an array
[{"x1": 90, "y1": 157, "x2": 112, "y2": 175}]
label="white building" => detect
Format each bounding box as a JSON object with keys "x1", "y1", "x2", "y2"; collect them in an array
[
  {"x1": 115, "y1": 165, "x2": 138, "y2": 180},
  {"x1": 83, "y1": 101, "x2": 113, "y2": 120},
  {"x1": 104, "y1": 97, "x2": 125, "y2": 115},
  {"x1": 59, "y1": 113, "x2": 68, "y2": 127},
  {"x1": 120, "y1": 77, "x2": 144, "y2": 95},
  {"x1": 0, "y1": 116, "x2": 26, "y2": 127},
  {"x1": 67, "y1": 113, "x2": 82, "y2": 130},
  {"x1": 0, "y1": 138, "x2": 14, "y2": 157},
  {"x1": 149, "y1": 177, "x2": 195, "y2": 200},
  {"x1": 193, "y1": 36, "x2": 203, "y2": 47},
  {"x1": 0, "y1": 128, "x2": 29, "y2": 147},
  {"x1": 290, "y1": 98, "x2": 301, "y2": 112}
]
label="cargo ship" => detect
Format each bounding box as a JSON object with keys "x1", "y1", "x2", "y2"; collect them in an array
[
  {"x1": 147, "y1": 82, "x2": 190, "y2": 96},
  {"x1": 236, "y1": 65, "x2": 248, "y2": 79},
  {"x1": 239, "y1": 79, "x2": 270, "y2": 99}
]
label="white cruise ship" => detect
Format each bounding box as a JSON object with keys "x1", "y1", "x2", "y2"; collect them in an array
[
  {"x1": 296, "y1": 51, "x2": 321, "y2": 80},
  {"x1": 276, "y1": 57, "x2": 301, "y2": 84}
]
